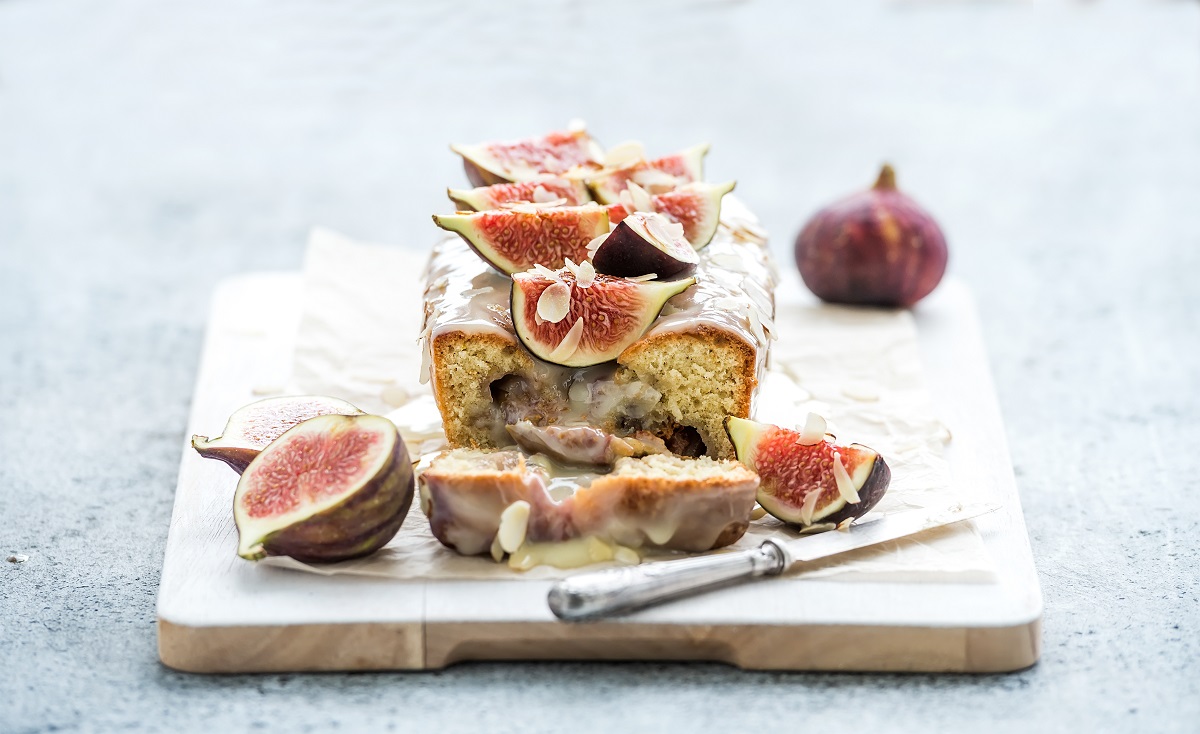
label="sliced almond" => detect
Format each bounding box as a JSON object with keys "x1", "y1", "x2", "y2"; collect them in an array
[
  {"x1": 797, "y1": 412, "x2": 827, "y2": 445},
  {"x1": 631, "y1": 167, "x2": 678, "y2": 192},
  {"x1": 832, "y1": 451, "x2": 862, "y2": 504},
  {"x1": 626, "y1": 181, "x2": 654, "y2": 213},
  {"x1": 605, "y1": 141, "x2": 645, "y2": 168},
  {"x1": 547, "y1": 318, "x2": 585, "y2": 362},
  {"x1": 626, "y1": 273, "x2": 658, "y2": 282},
  {"x1": 532, "y1": 263, "x2": 560, "y2": 280},
  {"x1": 585, "y1": 233, "x2": 609, "y2": 260},
  {"x1": 497, "y1": 500, "x2": 531, "y2": 553},
  {"x1": 575, "y1": 259, "x2": 596, "y2": 288},
  {"x1": 799, "y1": 488, "x2": 821, "y2": 526},
  {"x1": 537, "y1": 281, "x2": 572, "y2": 324},
  {"x1": 613, "y1": 546, "x2": 641, "y2": 566},
  {"x1": 645, "y1": 213, "x2": 677, "y2": 245},
  {"x1": 617, "y1": 189, "x2": 636, "y2": 215}
]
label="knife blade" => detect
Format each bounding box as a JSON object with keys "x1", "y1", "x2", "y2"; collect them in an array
[{"x1": 547, "y1": 502, "x2": 998, "y2": 621}]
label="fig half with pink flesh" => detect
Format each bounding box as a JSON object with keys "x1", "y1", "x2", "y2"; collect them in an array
[
  {"x1": 591, "y1": 212, "x2": 699, "y2": 278},
  {"x1": 450, "y1": 129, "x2": 602, "y2": 187},
  {"x1": 724, "y1": 416, "x2": 890, "y2": 527},
  {"x1": 587, "y1": 143, "x2": 709, "y2": 204},
  {"x1": 511, "y1": 266, "x2": 695, "y2": 367},
  {"x1": 234, "y1": 413, "x2": 414, "y2": 562},
  {"x1": 433, "y1": 205, "x2": 610, "y2": 275},
  {"x1": 191, "y1": 395, "x2": 363, "y2": 474},
  {"x1": 447, "y1": 178, "x2": 592, "y2": 211},
  {"x1": 607, "y1": 181, "x2": 735, "y2": 250}
]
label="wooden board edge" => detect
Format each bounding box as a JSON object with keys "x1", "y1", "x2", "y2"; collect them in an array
[
  {"x1": 424, "y1": 616, "x2": 1042, "y2": 673},
  {"x1": 157, "y1": 618, "x2": 426, "y2": 673}
]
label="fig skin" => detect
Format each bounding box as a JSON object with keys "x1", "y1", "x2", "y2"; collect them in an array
[
  {"x1": 233, "y1": 414, "x2": 414, "y2": 563},
  {"x1": 724, "y1": 416, "x2": 890, "y2": 528},
  {"x1": 592, "y1": 212, "x2": 699, "y2": 278},
  {"x1": 191, "y1": 395, "x2": 364, "y2": 474},
  {"x1": 794, "y1": 164, "x2": 948, "y2": 308}
]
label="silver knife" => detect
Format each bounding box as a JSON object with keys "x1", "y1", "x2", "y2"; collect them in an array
[{"x1": 547, "y1": 503, "x2": 998, "y2": 621}]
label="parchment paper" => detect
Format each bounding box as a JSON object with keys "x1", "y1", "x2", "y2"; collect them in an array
[{"x1": 266, "y1": 227, "x2": 994, "y2": 583}]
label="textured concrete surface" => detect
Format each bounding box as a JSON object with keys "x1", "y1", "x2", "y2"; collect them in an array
[{"x1": 2, "y1": 0, "x2": 1198, "y2": 732}]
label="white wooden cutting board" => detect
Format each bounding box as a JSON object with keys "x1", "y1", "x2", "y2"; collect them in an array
[{"x1": 156, "y1": 274, "x2": 1042, "y2": 673}]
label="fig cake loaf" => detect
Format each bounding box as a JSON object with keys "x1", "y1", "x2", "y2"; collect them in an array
[
  {"x1": 415, "y1": 127, "x2": 779, "y2": 561},
  {"x1": 420, "y1": 194, "x2": 775, "y2": 461}
]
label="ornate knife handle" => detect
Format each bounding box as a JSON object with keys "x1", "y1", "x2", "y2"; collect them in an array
[{"x1": 547, "y1": 540, "x2": 790, "y2": 621}]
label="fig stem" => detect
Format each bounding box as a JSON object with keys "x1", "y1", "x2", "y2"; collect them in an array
[{"x1": 874, "y1": 164, "x2": 896, "y2": 191}]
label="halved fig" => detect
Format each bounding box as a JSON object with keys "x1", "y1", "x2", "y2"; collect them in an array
[
  {"x1": 587, "y1": 143, "x2": 709, "y2": 204},
  {"x1": 591, "y1": 212, "x2": 699, "y2": 278},
  {"x1": 607, "y1": 181, "x2": 735, "y2": 250},
  {"x1": 447, "y1": 177, "x2": 592, "y2": 211},
  {"x1": 724, "y1": 416, "x2": 890, "y2": 527},
  {"x1": 450, "y1": 129, "x2": 603, "y2": 187},
  {"x1": 234, "y1": 414, "x2": 414, "y2": 562},
  {"x1": 433, "y1": 205, "x2": 609, "y2": 274},
  {"x1": 191, "y1": 395, "x2": 363, "y2": 474},
  {"x1": 511, "y1": 267, "x2": 695, "y2": 367}
]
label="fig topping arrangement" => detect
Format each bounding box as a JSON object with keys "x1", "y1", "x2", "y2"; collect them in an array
[
  {"x1": 234, "y1": 413, "x2": 414, "y2": 562},
  {"x1": 794, "y1": 164, "x2": 948, "y2": 307},
  {"x1": 725, "y1": 415, "x2": 890, "y2": 527},
  {"x1": 511, "y1": 265, "x2": 695, "y2": 367},
  {"x1": 591, "y1": 212, "x2": 699, "y2": 279},
  {"x1": 191, "y1": 395, "x2": 363, "y2": 474}
]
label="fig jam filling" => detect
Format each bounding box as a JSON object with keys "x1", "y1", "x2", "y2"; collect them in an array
[{"x1": 484, "y1": 363, "x2": 699, "y2": 462}]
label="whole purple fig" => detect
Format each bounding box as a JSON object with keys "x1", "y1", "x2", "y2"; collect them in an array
[{"x1": 794, "y1": 164, "x2": 948, "y2": 307}]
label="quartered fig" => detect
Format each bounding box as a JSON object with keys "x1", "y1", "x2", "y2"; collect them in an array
[
  {"x1": 191, "y1": 395, "x2": 363, "y2": 474},
  {"x1": 607, "y1": 181, "x2": 735, "y2": 250},
  {"x1": 587, "y1": 144, "x2": 709, "y2": 204},
  {"x1": 450, "y1": 129, "x2": 603, "y2": 187},
  {"x1": 234, "y1": 413, "x2": 414, "y2": 562},
  {"x1": 511, "y1": 266, "x2": 695, "y2": 367},
  {"x1": 724, "y1": 415, "x2": 890, "y2": 527},
  {"x1": 591, "y1": 212, "x2": 699, "y2": 278},
  {"x1": 447, "y1": 177, "x2": 592, "y2": 211},
  {"x1": 433, "y1": 204, "x2": 610, "y2": 274}
]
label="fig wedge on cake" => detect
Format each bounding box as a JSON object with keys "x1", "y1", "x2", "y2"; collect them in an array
[{"x1": 511, "y1": 265, "x2": 695, "y2": 367}]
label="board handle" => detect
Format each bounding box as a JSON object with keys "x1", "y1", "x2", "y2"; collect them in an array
[{"x1": 547, "y1": 540, "x2": 789, "y2": 621}]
